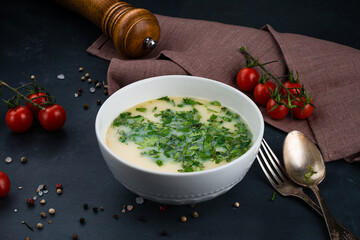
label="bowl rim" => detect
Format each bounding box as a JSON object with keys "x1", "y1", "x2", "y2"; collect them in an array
[{"x1": 95, "y1": 75, "x2": 264, "y2": 177}]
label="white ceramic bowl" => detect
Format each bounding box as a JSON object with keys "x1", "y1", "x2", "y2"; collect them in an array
[{"x1": 95, "y1": 75, "x2": 264, "y2": 205}]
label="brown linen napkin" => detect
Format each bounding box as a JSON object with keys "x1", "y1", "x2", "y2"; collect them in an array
[{"x1": 87, "y1": 15, "x2": 360, "y2": 163}]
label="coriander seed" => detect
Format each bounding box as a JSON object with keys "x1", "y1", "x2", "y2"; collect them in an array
[
  {"x1": 87, "y1": 78, "x2": 92, "y2": 84},
  {"x1": 40, "y1": 199, "x2": 46, "y2": 205},
  {"x1": 49, "y1": 208, "x2": 55, "y2": 215},
  {"x1": 36, "y1": 223, "x2": 43, "y2": 229},
  {"x1": 20, "y1": 156, "x2": 27, "y2": 163},
  {"x1": 100, "y1": 206, "x2": 104, "y2": 211},
  {"x1": 56, "y1": 189, "x2": 62, "y2": 195},
  {"x1": 30, "y1": 75, "x2": 36, "y2": 80},
  {"x1": 85, "y1": 73, "x2": 90, "y2": 78},
  {"x1": 72, "y1": 233, "x2": 79, "y2": 240},
  {"x1": 40, "y1": 212, "x2": 47, "y2": 218},
  {"x1": 83, "y1": 203, "x2": 88, "y2": 210},
  {"x1": 79, "y1": 67, "x2": 84, "y2": 72},
  {"x1": 234, "y1": 202, "x2": 240, "y2": 208},
  {"x1": 180, "y1": 216, "x2": 187, "y2": 223},
  {"x1": 192, "y1": 211, "x2": 199, "y2": 218},
  {"x1": 95, "y1": 82, "x2": 101, "y2": 88},
  {"x1": 48, "y1": 220, "x2": 53, "y2": 224},
  {"x1": 81, "y1": 76, "x2": 85, "y2": 81},
  {"x1": 79, "y1": 217, "x2": 85, "y2": 224}
]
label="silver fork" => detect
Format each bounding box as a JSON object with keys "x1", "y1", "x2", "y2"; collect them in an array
[{"x1": 256, "y1": 138, "x2": 322, "y2": 216}]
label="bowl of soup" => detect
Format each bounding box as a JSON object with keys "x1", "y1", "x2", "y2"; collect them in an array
[{"x1": 95, "y1": 75, "x2": 264, "y2": 205}]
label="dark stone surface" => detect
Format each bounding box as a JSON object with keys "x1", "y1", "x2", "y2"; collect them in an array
[{"x1": 0, "y1": 0, "x2": 359, "y2": 239}]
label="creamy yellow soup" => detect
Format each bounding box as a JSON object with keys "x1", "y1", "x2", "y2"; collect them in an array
[{"x1": 106, "y1": 97, "x2": 252, "y2": 173}]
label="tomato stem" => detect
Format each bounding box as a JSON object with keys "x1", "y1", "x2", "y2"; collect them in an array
[{"x1": 0, "y1": 80, "x2": 45, "y2": 110}]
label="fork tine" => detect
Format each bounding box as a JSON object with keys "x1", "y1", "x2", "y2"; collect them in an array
[
  {"x1": 257, "y1": 146, "x2": 283, "y2": 184},
  {"x1": 256, "y1": 153, "x2": 277, "y2": 187},
  {"x1": 261, "y1": 139, "x2": 287, "y2": 182}
]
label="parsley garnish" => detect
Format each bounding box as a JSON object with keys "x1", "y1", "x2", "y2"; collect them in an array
[
  {"x1": 304, "y1": 166, "x2": 317, "y2": 182},
  {"x1": 112, "y1": 97, "x2": 252, "y2": 172}
]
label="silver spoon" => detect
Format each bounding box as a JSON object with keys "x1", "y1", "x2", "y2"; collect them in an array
[{"x1": 283, "y1": 130, "x2": 359, "y2": 240}]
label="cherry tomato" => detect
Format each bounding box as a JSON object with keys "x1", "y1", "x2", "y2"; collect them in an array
[
  {"x1": 0, "y1": 171, "x2": 10, "y2": 198},
  {"x1": 280, "y1": 81, "x2": 302, "y2": 96},
  {"x1": 38, "y1": 104, "x2": 66, "y2": 131},
  {"x1": 292, "y1": 97, "x2": 314, "y2": 120},
  {"x1": 253, "y1": 81, "x2": 276, "y2": 106},
  {"x1": 266, "y1": 98, "x2": 289, "y2": 120},
  {"x1": 5, "y1": 106, "x2": 33, "y2": 133},
  {"x1": 236, "y1": 68, "x2": 260, "y2": 92},
  {"x1": 26, "y1": 92, "x2": 48, "y2": 117}
]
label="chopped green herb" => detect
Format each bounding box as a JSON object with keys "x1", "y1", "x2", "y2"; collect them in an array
[
  {"x1": 304, "y1": 166, "x2": 317, "y2": 182},
  {"x1": 111, "y1": 97, "x2": 252, "y2": 172},
  {"x1": 271, "y1": 192, "x2": 276, "y2": 201},
  {"x1": 136, "y1": 107, "x2": 147, "y2": 112}
]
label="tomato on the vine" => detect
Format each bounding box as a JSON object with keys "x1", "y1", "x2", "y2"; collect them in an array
[
  {"x1": 236, "y1": 68, "x2": 260, "y2": 92},
  {"x1": 38, "y1": 104, "x2": 66, "y2": 131},
  {"x1": 253, "y1": 81, "x2": 276, "y2": 106},
  {"x1": 292, "y1": 97, "x2": 314, "y2": 120},
  {"x1": 280, "y1": 81, "x2": 302, "y2": 96},
  {"x1": 0, "y1": 171, "x2": 10, "y2": 198},
  {"x1": 5, "y1": 106, "x2": 33, "y2": 133},
  {"x1": 26, "y1": 92, "x2": 48, "y2": 117},
  {"x1": 266, "y1": 98, "x2": 289, "y2": 120}
]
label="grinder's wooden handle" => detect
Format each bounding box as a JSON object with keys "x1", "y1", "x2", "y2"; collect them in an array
[{"x1": 55, "y1": 0, "x2": 160, "y2": 58}]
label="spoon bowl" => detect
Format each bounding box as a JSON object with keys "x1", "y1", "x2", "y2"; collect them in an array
[{"x1": 283, "y1": 130, "x2": 325, "y2": 187}]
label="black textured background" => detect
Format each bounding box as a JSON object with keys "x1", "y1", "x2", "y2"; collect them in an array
[{"x1": 1, "y1": 0, "x2": 359, "y2": 239}]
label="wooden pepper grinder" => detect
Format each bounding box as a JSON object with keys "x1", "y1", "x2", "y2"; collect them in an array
[{"x1": 55, "y1": 0, "x2": 160, "y2": 58}]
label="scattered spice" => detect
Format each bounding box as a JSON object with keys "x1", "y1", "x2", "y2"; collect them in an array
[
  {"x1": 72, "y1": 233, "x2": 79, "y2": 240},
  {"x1": 96, "y1": 99, "x2": 102, "y2": 105},
  {"x1": 126, "y1": 205, "x2": 133, "y2": 211},
  {"x1": 40, "y1": 199, "x2": 46, "y2": 205},
  {"x1": 79, "y1": 217, "x2": 85, "y2": 224},
  {"x1": 79, "y1": 67, "x2": 84, "y2": 72},
  {"x1": 180, "y1": 216, "x2": 187, "y2": 223},
  {"x1": 30, "y1": 75, "x2": 36, "y2": 80},
  {"x1": 57, "y1": 74, "x2": 65, "y2": 80},
  {"x1": 20, "y1": 156, "x2": 27, "y2": 163},
  {"x1": 100, "y1": 206, "x2": 104, "y2": 211},
  {"x1": 121, "y1": 208, "x2": 126, "y2": 213},
  {"x1": 14, "y1": 209, "x2": 18, "y2": 213},
  {"x1": 112, "y1": 214, "x2": 119, "y2": 220},
  {"x1": 81, "y1": 76, "x2": 86, "y2": 81},
  {"x1": 26, "y1": 237, "x2": 30, "y2": 240},
  {"x1": 135, "y1": 197, "x2": 144, "y2": 205},
  {"x1": 83, "y1": 203, "x2": 89, "y2": 210},
  {"x1": 93, "y1": 207, "x2": 98, "y2": 213},
  {"x1": 85, "y1": 73, "x2": 90, "y2": 78},
  {"x1": 83, "y1": 104, "x2": 89, "y2": 110},
  {"x1": 90, "y1": 87, "x2": 95, "y2": 93},
  {"x1": 95, "y1": 82, "x2": 101, "y2": 88},
  {"x1": 161, "y1": 230, "x2": 168, "y2": 236},
  {"x1": 26, "y1": 198, "x2": 35, "y2": 207},
  {"x1": 36, "y1": 223, "x2": 43, "y2": 229},
  {"x1": 18, "y1": 186, "x2": 23, "y2": 190},
  {"x1": 56, "y1": 189, "x2": 62, "y2": 195},
  {"x1": 192, "y1": 211, "x2": 199, "y2": 218},
  {"x1": 49, "y1": 208, "x2": 55, "y2": 215},
  {"x1": 5, "y1": 156, "x2": 12, "y2": 163},
  {"x1": 233, "y1": 202, "x2": 240, "y2": 208},
  {"x1": 22, "y1": 221, "x2": 34, "y2": 231},
  {"x1": 56, "y1": 184, "x2": 63, "y2": 189},
  {"x1": 48, "y1": 220, "x2": 53, "y2": 224},
  {"x1": 87, "y1": 78, "x2": 92, "y2": 84},
  {"x1": 104, "y1": 89, "x2": 108, "y2": 95},
  {"x1": 40, "y1": 212, "x2": 47, "y2": 218}
]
